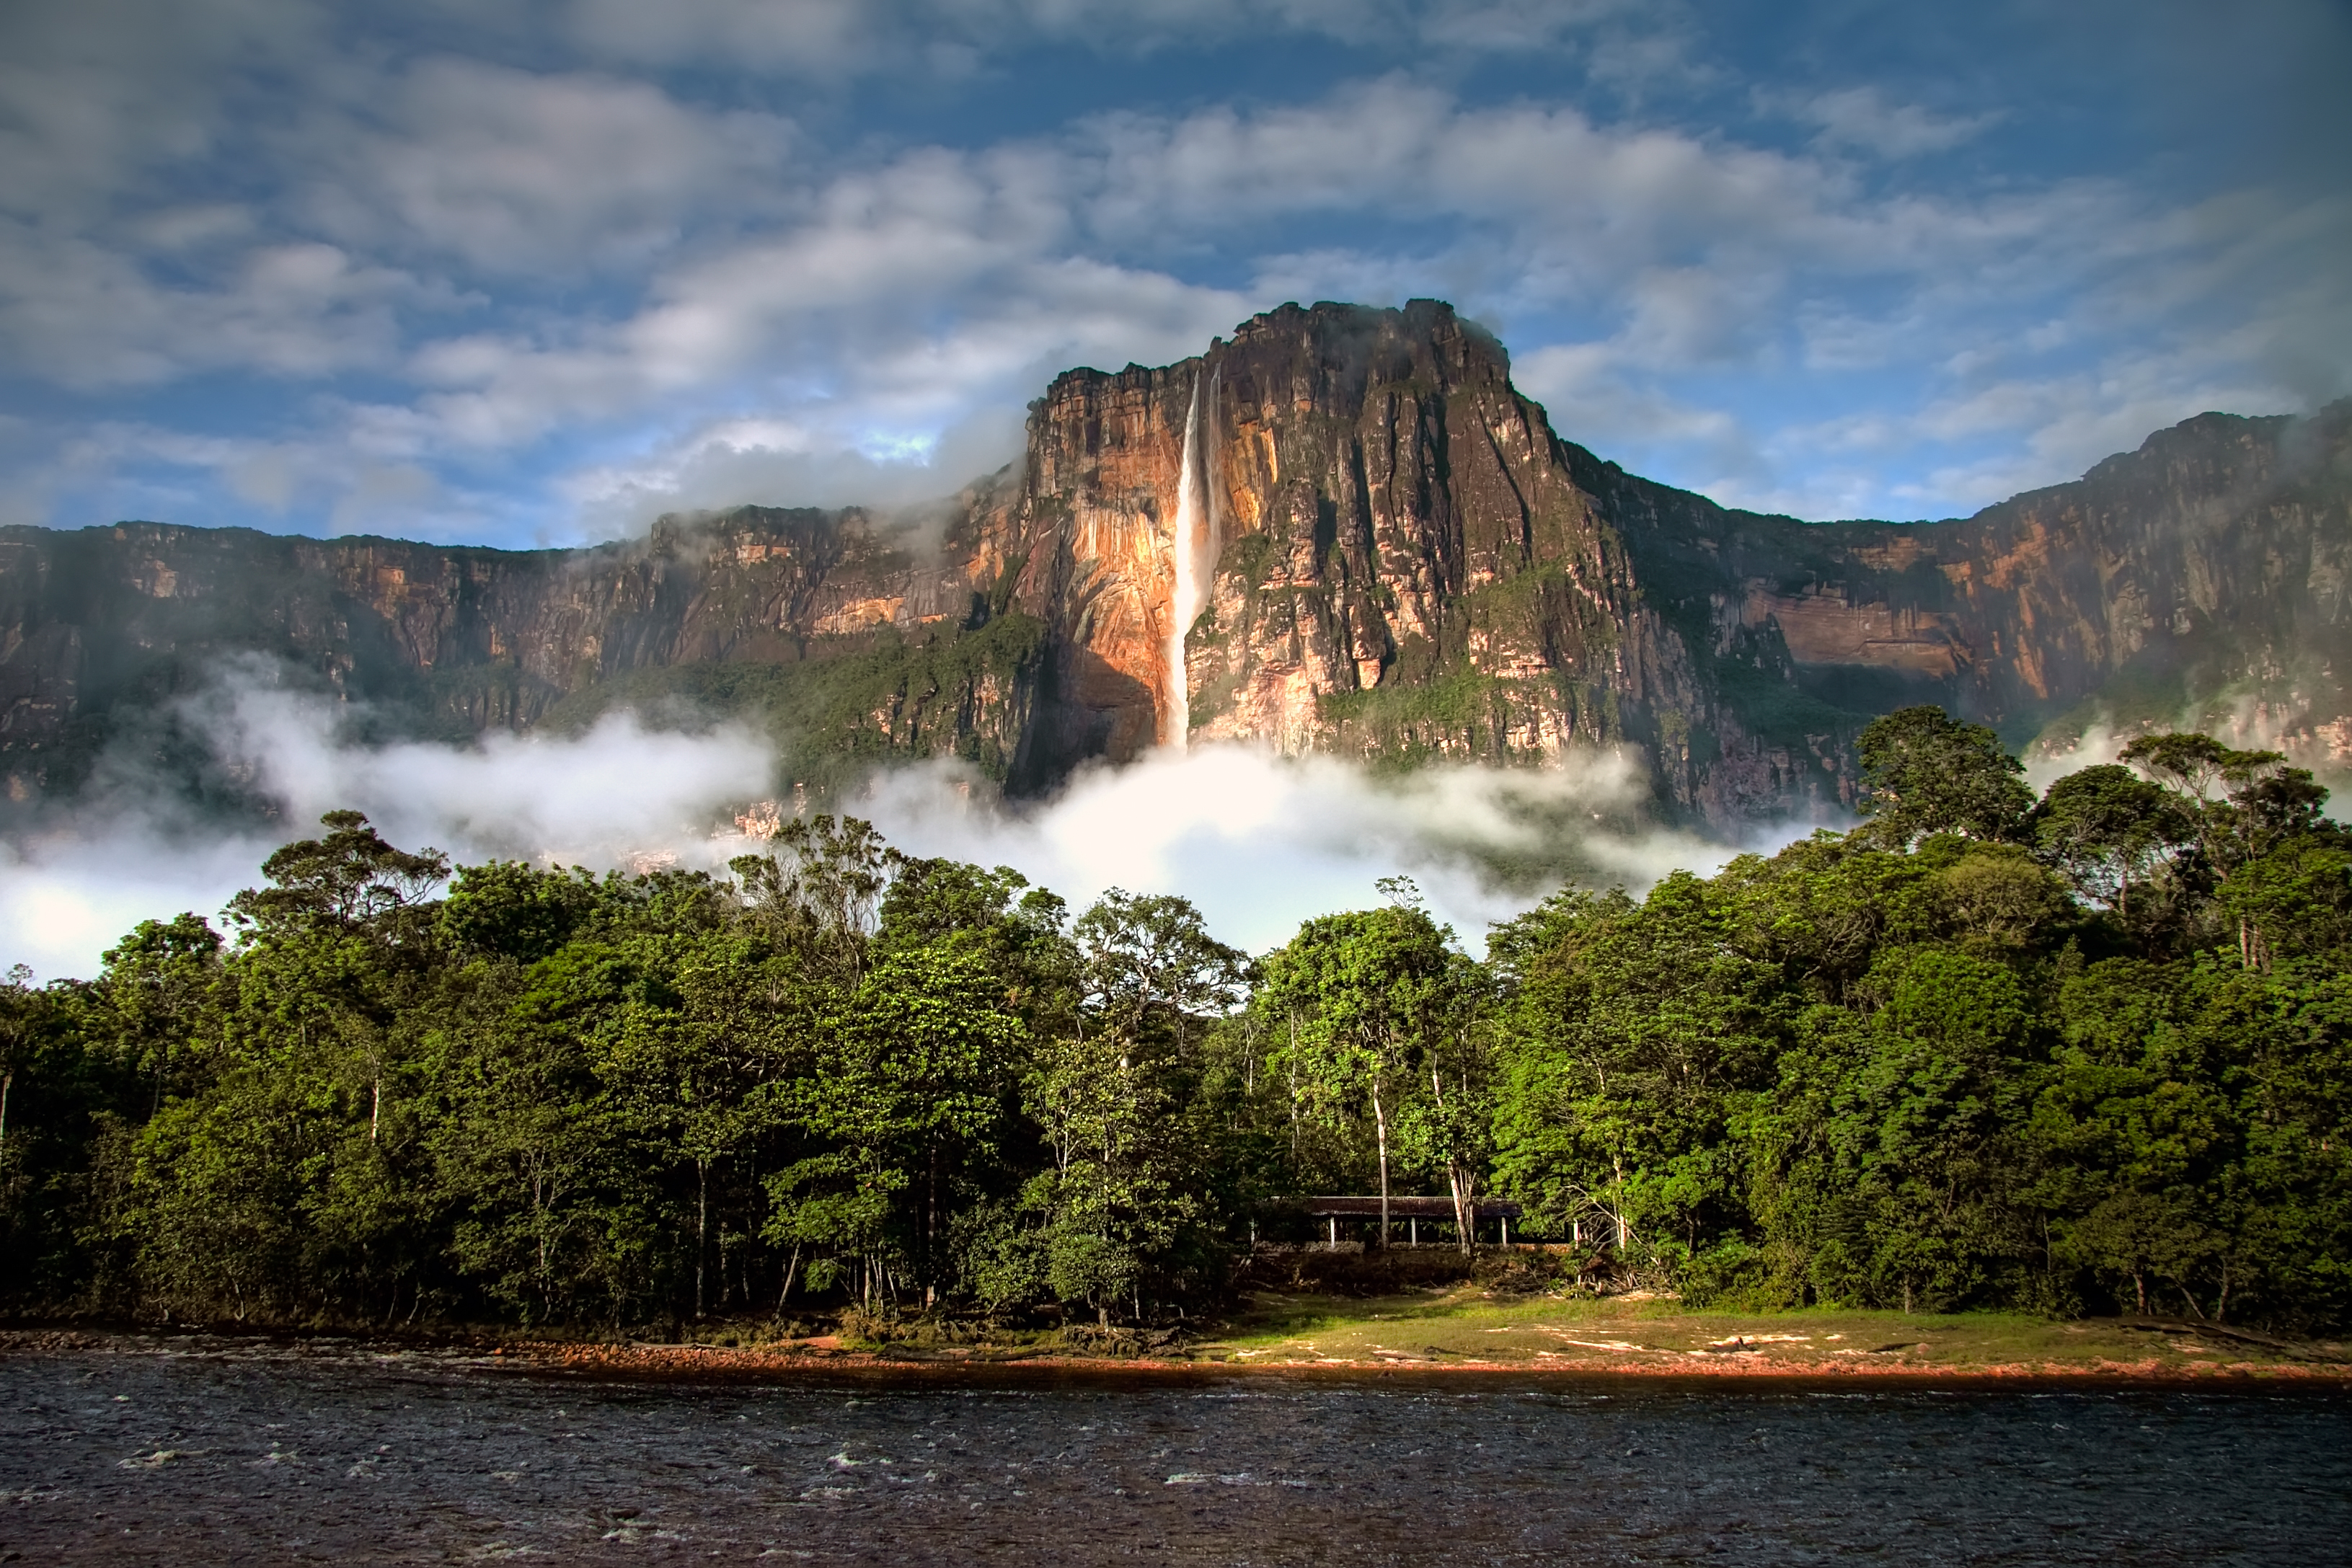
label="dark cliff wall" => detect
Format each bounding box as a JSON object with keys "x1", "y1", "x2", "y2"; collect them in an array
[
  {"x1": 1593, "y1": 401, "x2": 2352, "y2": 762},
  {"x1": 4, "y1": 299, "x2": 2347, "y2": 828},
  {"x1": 0, "y1": 505, "x2": 1038, "y2": 809}
]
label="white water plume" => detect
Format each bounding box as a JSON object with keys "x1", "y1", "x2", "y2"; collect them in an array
[{"x1": 1162, "y1": 370, "x2": 1213, "y2": 750}]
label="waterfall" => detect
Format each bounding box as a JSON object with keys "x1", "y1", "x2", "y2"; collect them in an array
[{"x1": 1164, "y1": 371, "x2": 1212, "y2": 750}]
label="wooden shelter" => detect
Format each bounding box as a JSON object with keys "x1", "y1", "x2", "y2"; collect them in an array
[{"x1": 1288, "y1": 1195, "x2": 1524, "y2": 1246}]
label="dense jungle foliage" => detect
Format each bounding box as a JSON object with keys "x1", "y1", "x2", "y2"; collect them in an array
[{"x1": 3, "y1": 708, "x2": 2348, "y2": 1333}]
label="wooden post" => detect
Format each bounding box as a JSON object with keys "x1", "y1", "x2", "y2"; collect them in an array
[
  {"x1": 1409, "y1": 1217, "x2": 1418, "y2": 1246},
  {"x1": 1501, "y1": 1215, "x2": 1511, "y2": 1246},
  {"x1": 1327, "y1": 1215, "x2": 1338, "y2": 1247}
]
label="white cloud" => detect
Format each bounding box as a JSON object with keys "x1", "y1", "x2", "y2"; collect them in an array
[
  {"x1": 0, "y1": 6, "x2": 2343, "y2": 540},
  {"x1": 565, "y1": 0, "x2": 884, "y2": 72},
  {"x1": 535, "y1": 262, "x2": 1249, "y2": 536},
  {"x1": 223, "y1": 698, "x2": 774, "y2": 864},
  {"x1": 559, "y1": 0, "x2": 1650, "y2": 73},
  {"x1": 469, "y1": 79, "x2": 2224, "y2": 529},
  {"x1": 0, "y1": 670, "x2": 779, "y2": 980},
  {"x1": 859, "y1": 742, "x2": 1744, "y2": 954},
  {"x1": 1513, "y1": 340, "x2": 1756, "y2": 461},
  {"x1": 0, "y1": 832, "x2": 272, "y2": 988},
  {"x1": 306, "y1": 58, "x2": 797, "y2": 276},
  {"x1": 1077, "y1": 83, "x2": 2160, "y2": 342},
  {"x1": 560, "y1": 403, "x2": 1028, "y2": 529},
  {"x1": 11, "y1": 419, "x2": 479, "y2": 541},
  {"x1": 0, "y1": 660, "x2": 1775, "y2": 979},
  {"x1": 0, "y1": 0, "x2": 322, "y2": 223},
  {"x1": 1790, "y1": 87, "x2": 2001, "y2": 159},
  {"x1": 0, "y1": 226, "x2": 445, "y2": 389}
]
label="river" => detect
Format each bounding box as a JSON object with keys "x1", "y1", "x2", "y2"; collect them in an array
[{"x1": 3, "y1": 1340, "x2": 2346, "y2": 1563}]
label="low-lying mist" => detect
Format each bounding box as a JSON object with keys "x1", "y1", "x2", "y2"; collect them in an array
[
  {"x1": 0, "y1": 668, "x2": 1783, "y2": 980},
  {"x1": 2022, "y1": 696, "x2": 2352, "y2": 799},
  {"x1": 861, "y1": 743, "x2": 1751, "y2": 955},
  {"x1": 1, "y1": 676, "x2": 775, "y2": 982}
]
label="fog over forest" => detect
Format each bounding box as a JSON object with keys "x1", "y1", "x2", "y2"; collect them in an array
[{"x1": 0, "y1": 663, "x2": 1754, "y2": 982}]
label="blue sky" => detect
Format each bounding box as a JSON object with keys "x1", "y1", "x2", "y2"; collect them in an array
[{"x1": 1, "y1": 0, "x2": 2345, "y2": 547}]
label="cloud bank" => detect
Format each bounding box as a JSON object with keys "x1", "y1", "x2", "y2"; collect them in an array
[
  {"x1": 0, "y1": 678, "x2": 777, "y2": 981},
  {"x1": 859, "y1": 741, "x2": 1746, "y2": 954},
  {"x1": 0, "y1": 672, "x2": 1766, "y2": 981}
]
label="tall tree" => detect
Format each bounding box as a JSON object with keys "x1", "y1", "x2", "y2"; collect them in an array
[
  {"x1": 0, "y1": 965, "x2": 32, "y2": 1156},
  {"x1": 597, "y1": 931, "x2": 802, "y2": 1317},
  {"x1": 2035, "y1": 763, "x2": 2192, "y2": 919},
  {"x1": 764, "y1": 946, "x2": 1018, "y2": 1312},
  {"x1": 1025, "y1": 1028, "x2": 1202, "y2": 1324},
  {"x1": 1394, "y1": 949, "x2": 1496, "y2": 1253},
  {"x1": 226, "y1": 811, "x2": 448, "y2": 942},
  {"x1": 732, "y1": 815, "x2": 890, "y2": 983},
  {"x1": 1855, "y1": 706, "x2": 2035, "y2": 847},
  {"x1": 90, "y1": 915, "x2": 225, "y2": 1117},
  {"x1": 1261, "y1": 896, "x2": 1455, "y2": 1246},
  {"x1": 1071, "y1": 889, "x2": 1248, "y2": 1062},
  {"x1": 1490, "y1": 874, "x2": 1774, "y2": 1270}
]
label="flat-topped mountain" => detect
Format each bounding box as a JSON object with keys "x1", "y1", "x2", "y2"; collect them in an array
[{"x1": 3, "y1": 300, "x2": 2348, "y2": 827}]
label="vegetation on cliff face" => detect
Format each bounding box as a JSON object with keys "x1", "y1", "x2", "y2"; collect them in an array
[
  {"x1": 4, "y1": 706, "x2": 2350, "y2": 1335},
  {"x1": 539, "y1": 611, "x2": 1048, "y2": 794}
]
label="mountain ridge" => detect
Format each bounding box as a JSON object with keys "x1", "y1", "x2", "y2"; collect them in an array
[{"x1": 3, "y1": 299, "x2": 2348, "y2": 828}]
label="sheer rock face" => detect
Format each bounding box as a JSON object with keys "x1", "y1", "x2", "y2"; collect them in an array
[
  {"x1": 1598, "y1": 400, "x2": 2352, "y2": 771},
  {"x1": 958, "y1": 359, "x2": 1195, "y2": 773},
  {"x1": 0, "y1": 506, "x2": 1003, "y2": 800},
  {"x1": 934, "y1": 306, "x2": 2352, "y2": 811},
  {"x1": 953, "y1": 301, "x2": 1799, "y2": 818},
  {"x1": 3, "y1": 299, "x2": 2348, "y2": 827}
]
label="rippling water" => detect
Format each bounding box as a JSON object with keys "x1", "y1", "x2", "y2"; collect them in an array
[{"x1": 2, "y1": 1342, "x2": 2346, "y2": 1563}]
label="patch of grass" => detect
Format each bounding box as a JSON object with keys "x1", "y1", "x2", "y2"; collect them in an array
[{"x1": 1195, "y1": 1284, "x2": 2338, "y2": 1373}]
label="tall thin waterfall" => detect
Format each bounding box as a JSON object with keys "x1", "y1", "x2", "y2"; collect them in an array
[{"x1": 1164, "y1": 371, "x2": 1212, "y2": 750}]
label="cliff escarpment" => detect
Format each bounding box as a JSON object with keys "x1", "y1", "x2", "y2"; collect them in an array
[
  {"x1": 4, "y1": 300, "x2": 2348, "y2": 828},
  {"x1": 1596, "y1": 404, "x2": 2352, "y2": 766},
  {"x1": 0, "y1": 502, "x2": 1042, "y2": 809},
  {"x1": 940, "y1": 301, "x2": 1826, "y2": 820}
]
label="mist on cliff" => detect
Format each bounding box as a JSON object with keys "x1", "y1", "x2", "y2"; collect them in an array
[
  {"x1": 2021, "y1": 691, "x2": 2352, "y2": 800},
  {"x1": 567, "y1": 404, "x2": 1030, "y2": 544},
  {"x1": 0, "y1": 669, "x2": 1764, "y2": 981},
  {"x1": 0, "y1": 673, "x2": 779, "y2": 982},
  {"x1": 857, "y1": 743, "x2": 1746, "y2": 956}
]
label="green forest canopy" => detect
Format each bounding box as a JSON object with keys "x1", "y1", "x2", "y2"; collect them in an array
[{"x1": 4, "y1": 707, "x2": 2349, "y2": 1333}]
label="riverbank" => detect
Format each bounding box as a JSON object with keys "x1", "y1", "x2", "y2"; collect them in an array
[
  {"x1": 16, "y1": 1282, "x2": 2340, "y2": 1383},
  {"x1": 1193, "y1": 1283, "x2": 2351, "y2": 1379},
  {"x1": 509, "y1": 1286, "x2": 2348, "y2": 1382}
]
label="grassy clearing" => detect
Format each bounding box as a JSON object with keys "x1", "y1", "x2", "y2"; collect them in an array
[{"x1": 1192, "y1": 1284, "x2": 2349, "y2": 1376}]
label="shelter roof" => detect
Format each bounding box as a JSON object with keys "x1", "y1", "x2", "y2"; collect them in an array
[{"x1": 1284, "y1": 1195, "x2": 1522, "y2": 1219}]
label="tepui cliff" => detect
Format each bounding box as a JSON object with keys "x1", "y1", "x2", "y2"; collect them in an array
[{"x1": 3, "y1": 300, "x2": 2348, "y2": 830}]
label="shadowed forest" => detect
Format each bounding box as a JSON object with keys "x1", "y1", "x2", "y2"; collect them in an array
[{"x1": 3, "y1": 709, "x2": 2348, "y2": 1335}]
